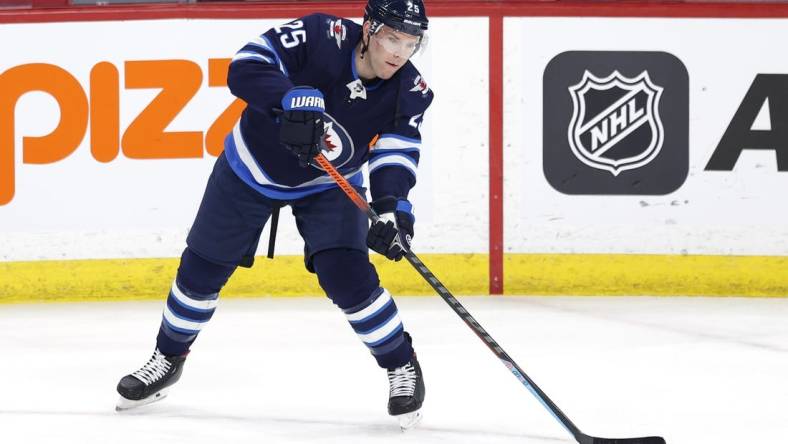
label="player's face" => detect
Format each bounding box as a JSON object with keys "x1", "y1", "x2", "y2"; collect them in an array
[{"x1": 367, "y1": 25, "x2": 420, "y2": 79}]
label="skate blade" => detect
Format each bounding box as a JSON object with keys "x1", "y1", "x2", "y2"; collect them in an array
[
  {"x1": 396, "y1": 410, "x2": 422, "y2": 431},
  {"x1": 115, "y1": 388, "x2": 169, "y2": 411}
]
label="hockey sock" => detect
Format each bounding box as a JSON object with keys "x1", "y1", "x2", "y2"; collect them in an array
[
  {"x1": 343, "y1": 287, "x2": 414, "y2": 369},
  {"x1": 156, "y1": 279, "x2": 219, "y2": 356},
  {"x1": 313, "y1": 248, "x2": 414, "y2": 368},
  {"x1": 156, "y1": 248, "x2": 234, "y2": 356}
]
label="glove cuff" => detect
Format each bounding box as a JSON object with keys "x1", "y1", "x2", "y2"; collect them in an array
[
  {"x1": 371, "y1": 196, "x2": 397, "y2": 214},
  {"x1": 281, "y1": 86, "x2": 325, "y2": 112},
  {"x1": 395, "y1": 199, "x2": 413, "y2": 216},
  {"x1": 371, "y1": 197, "x2": 414, "y2": 223}
]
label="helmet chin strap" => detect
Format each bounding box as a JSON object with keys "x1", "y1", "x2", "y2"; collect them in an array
[
  {"x1": 360, "y1": 20, "x2": 385, "y2": 59},
  {"x1": 360, "y1": 36, "x2": 369, "y2": 59}
]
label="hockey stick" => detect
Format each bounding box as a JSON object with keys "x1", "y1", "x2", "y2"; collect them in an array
[{"x1": 314, "y1": 153, "x2": 665, "y2": 444}]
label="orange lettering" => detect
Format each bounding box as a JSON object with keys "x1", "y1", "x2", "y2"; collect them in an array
[
  {"x1": 0, "y1": 63, "x2": 88, "y2": 205},
  {"x1": 90, "y1": 62, "x2": 120, "y2": 163},
  {"x1": 122, "y1": 60, "x2": 202, "y2": 159},
  {"x1": 0, "y1": 58, "x2": 250, "y2": 206},
  {"x1": 205, "y1": 58, "x2": 246, "y2": 157}
]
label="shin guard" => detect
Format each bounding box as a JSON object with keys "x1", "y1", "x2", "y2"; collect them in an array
[
  {"x1": 156, "y1": 248, "x2": 233, "y2": 356},
  {"x1": 343, "y1": 287, "x2": 413, "y2": 369}
]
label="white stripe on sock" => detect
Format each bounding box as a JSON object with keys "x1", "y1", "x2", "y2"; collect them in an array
[
  {"x1": 163, "y1": 305, "x2": 206, "y2": 333},
  {"x1": 357, "y1": 314, "x2": 402, "y2": 345},
  {"x1": 345, "y1": 289, "x2": 392, "y2": 323},
  {"x1": 170, "y1": 281, "x2": 218, "y2": 311}
]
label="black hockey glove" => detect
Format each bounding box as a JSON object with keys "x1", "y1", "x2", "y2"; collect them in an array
[
  {"x1": 278, "y1": 86, "x2": 326, "y2": 167},
  {"x1": 366, "y1": 197, "x2": 414, "y2": 261}
]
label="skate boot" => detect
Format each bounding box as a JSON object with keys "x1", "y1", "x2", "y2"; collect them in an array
[
  {"x1": 116, "y1": 348, "x2": 187, "y2": 411},
  {"x1": 387, "y1": 352, "x2": 425, "y2": 430}
]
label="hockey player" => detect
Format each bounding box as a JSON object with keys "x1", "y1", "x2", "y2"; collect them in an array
[{"x1": 115, "y1": 0, "x2": 433, "y2": 430}]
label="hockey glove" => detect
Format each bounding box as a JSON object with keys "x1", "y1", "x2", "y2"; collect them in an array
[
  {"x1": 366, "y1": 197, "x2": 414, "y2": 261},
  {"x1": 279, "y1": 86, "x2": 326, "y2": 167}
]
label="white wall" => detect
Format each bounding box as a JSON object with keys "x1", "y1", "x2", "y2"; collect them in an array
[{"x1": 0, "y1": 17, "x2": 489, "y2": 261}]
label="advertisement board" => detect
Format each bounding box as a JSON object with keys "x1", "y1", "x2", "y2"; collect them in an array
[
  {"x1": 0, "y1": 18, "x2": 495, "y2": 262},
  {"x1": 1, "y1": 2, "x2": 787, "y2": 298},
  {"x1": 505, "y1": 17, "x2": 788, "y2": 257}
]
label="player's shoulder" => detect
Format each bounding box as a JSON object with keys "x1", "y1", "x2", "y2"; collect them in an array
[
  {"x1": 396, "y1": 62, "x2": 434, "y2": 110},
  {"x1": 299, "y1": 13, "x2": 361, "y2": 44}
]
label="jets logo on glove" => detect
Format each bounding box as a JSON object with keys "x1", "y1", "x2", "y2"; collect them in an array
[
  {"x1": 278, "y1": 86, "x2": 326, "y2": 167},
  {"x1": 366, "y1": 197, "x2": 415, "y2": 261}
]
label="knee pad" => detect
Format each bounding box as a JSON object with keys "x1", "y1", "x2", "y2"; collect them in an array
[
  {"x1": 177, "y1": 247, "x2": 236, "y2": 295},
  {"x1": 311, "y1": 248, "x2": 380, "y2": 309}
]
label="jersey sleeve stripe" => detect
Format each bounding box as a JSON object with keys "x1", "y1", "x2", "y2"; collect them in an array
[
  {"x1": 260, "y1": 35, "x2": 289, "y2": 76},
  {"x1": 373, "y1": 134, "x2": 422, "y2": 151},
  {"x1": 370, "y1": 147, "x2": 420, "y2": 154},
  {"x1": 233, "y1": 35, "x2": 288, "y2": 76},
  {"x1": 369, "y1": 151, "x2": 419, "y2": 163},
  {"x1": 249, "y1": 36, "x2": 276, "y2": 51},
  {"x1": 368, "y1": 154, "x2": 418, "y2": 177},
  {"x1": 231, "y1": 51, "x2": 275, "y2": 64}
]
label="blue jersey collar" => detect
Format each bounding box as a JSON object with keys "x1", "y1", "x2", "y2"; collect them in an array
[{"x1": 351, "y1": 48, "x2": 384, "y2": 91}]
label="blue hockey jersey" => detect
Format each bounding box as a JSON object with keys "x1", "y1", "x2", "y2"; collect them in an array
[{"x1": 224, "y1": 13, "x2": 434, "y2": 202}]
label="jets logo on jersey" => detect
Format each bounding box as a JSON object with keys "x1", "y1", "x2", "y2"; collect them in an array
[
  {"x1": 409, "y1": 75, "x2": 430, "y2": 96},
  {"x1": 568, "y1": 70, "x2": 664, "y2": 176},
  {"x1": 327, "y1": 19, "x2": 347, "y2": 49},
  {"x1": 315, "y1": 112, "x2": 355, "y2": 171}
]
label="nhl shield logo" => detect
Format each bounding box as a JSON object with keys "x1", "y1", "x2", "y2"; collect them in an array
[{"x1": 567, "y1": 70, "x2": 664, "y2": 176}]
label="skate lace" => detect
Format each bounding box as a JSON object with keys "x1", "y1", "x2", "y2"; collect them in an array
[
  {"x1": 132, "y1": 349, "x2": 172, "y2": 385},
  {"x1": 387, "y1": 363, "x2": 417, "y2": 397}
]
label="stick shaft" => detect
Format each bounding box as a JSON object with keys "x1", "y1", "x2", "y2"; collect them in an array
[
  {"x1": 313, "y1": 153, "x2": 584, "y2": 439},
  {"x1": 314, "y1": 155, "x2": 377, "y2": 221}
]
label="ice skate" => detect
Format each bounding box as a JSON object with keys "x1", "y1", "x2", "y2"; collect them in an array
[
  {"x1": 116, "y1": 348, "x2": 187, "y2": 411},
  {"x1": 387, "y1": 352, "x2": 425, "y2": 431}
]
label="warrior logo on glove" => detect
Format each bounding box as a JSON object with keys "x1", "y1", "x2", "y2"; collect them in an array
[
  {"x1": 279, "y1": 86, "x2": 355, "y2": 169},
  {"x1": 279, "y1": 86, "x2": 327, "y2": 167}
]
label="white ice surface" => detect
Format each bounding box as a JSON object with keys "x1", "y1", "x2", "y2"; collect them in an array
[{"x1": 1, "y1": 296, "x2": 786, "y2": 444}]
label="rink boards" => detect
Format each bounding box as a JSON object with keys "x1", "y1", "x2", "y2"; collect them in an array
[
  {"x1": 3, "y1": 253, "x2": 788, "y2": 303},
  {"x1": 1, "y1": 2, "x2": 788, "y2": 300}
]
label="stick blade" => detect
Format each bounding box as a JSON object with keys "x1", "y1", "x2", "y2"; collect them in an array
[{"x1": 588, "y1": 436, "x2": 666, "y2": 444}]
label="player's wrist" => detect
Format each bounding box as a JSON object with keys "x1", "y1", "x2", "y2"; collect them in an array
[{"x1": 371, "y1": 197, "x2": 414, "y2": 223}]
